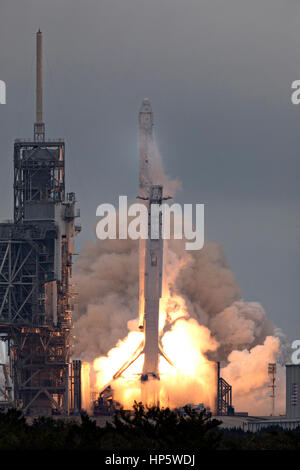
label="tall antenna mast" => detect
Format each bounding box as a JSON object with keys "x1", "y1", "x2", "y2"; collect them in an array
[
  {"x1": 34, "y1": 30, "x2": 45, "y2": 141},
  {"x1": 268, "y1": 363, "x2": 277, "y2": 416}
]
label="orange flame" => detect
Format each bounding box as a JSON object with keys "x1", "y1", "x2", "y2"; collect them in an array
[{"x1": 92, "y1": 289, "x2": 219, "y2": 410}]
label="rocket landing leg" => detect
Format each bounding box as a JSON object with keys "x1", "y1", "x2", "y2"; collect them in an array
[{"x1": 109, "y1": 339, "x2": 174, "y2": 383}]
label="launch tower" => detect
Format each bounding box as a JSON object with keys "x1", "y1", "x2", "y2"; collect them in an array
[{"x1": 0, "y1": 31, "x2": 80, "y2": 415}]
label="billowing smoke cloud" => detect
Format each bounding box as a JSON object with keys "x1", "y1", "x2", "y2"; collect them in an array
[
  {"x1": 73, "y1": 236, "x2": 285, "y2": 414},
  {"x1": 222, "y1": 336, "x2": 286, "y2": 416},
  {"x1": 168, "y1": 241, "x2": 275, "y2": 360},
  {"x1": 73, "y1": 141, "x2": 287, "y2": 415},
  {"x1": 73, "y1": 238, "x2": 139, "y2": 362}
]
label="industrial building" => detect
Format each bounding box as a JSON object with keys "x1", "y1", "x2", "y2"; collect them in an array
[
  {"x1": 286, "y1": 364, "x2": 300, "y2": 419},
  {"x1": 0, "y1": 31, "x2": 80, "y2": 415}
]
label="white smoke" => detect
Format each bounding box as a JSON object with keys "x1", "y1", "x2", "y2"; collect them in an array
[
  {"x1": 73, "y1": 141, "x2": 286, "y2": 415},
  {"x1": 72, "y1": 238, "x2": 139, "y2": 362},
  {"x1": 73, "y1": 235, "x2": 286, "y2": 414},
  {"x1": 222, "y1": 336, "x2": 286, "y2": 416}
]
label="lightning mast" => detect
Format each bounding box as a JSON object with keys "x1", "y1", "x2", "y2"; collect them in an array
[
  {"x1": 34, "y1": 30, "x2": 45, "y2": 141},
  {"x1": 268, "y1": 363, "x2": 277, "y2": 416}
]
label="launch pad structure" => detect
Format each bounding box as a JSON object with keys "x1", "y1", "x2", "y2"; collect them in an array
[
  {"x1": 0, "y1": 33, "x2": 233, "y2": 416},
  {"x1": 0, "y1": 31, "x2": 80, "y2": 415}
]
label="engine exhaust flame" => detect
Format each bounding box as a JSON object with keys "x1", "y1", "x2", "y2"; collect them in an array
[
  {"x1": 92, "y1": 272, "x2": 220, "y2": 410},
  {"x1": 73, "y1": 128, "x2": 286, "y2": 414}
]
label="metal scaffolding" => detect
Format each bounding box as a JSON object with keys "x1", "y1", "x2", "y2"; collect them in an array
[
  {"x1": 0, "y1": 31, "x2": 80, "y2": 415},
  {"x1": 216, "y1": 362, "x2": 233, "y2": 415}
]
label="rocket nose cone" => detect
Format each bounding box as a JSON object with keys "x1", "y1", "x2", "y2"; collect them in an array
[{"x1": 140, "y1": 98, "x2": 152, "y2": 114}]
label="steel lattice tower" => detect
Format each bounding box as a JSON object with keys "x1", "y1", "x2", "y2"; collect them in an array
[{"x1": 0, "y1": 31, "x2": 80, "y2": 415}]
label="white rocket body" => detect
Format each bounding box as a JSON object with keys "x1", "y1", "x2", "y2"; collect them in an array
[
  {"x1": 139, "y1": 100, "x2": 163, "y2": 381},
  {"x1": 138, "y1": 99, "x2": 153, "y2": 332},
  {"x1": 111, "y1": 99, "x2": 172, "y2": 385},
  {"x1": 139, "y1": 98, "x2": 153, "y2": 199},
  {"x1": 141, "y1": 186, "x2": 163, "y2": 380}
]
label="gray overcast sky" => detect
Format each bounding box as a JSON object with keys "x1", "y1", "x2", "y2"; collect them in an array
[{"x1": 0, "y1": 0, "x2": 299, "y2": 339}]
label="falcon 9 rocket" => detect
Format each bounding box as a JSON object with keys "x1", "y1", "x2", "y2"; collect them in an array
[
  {"x1": 138, "y1": 99, "x2": 164, "y2": 381},
  {"x1": 111, "y1": 99, "x2": 172, "y2": 385}
]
